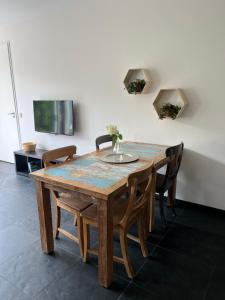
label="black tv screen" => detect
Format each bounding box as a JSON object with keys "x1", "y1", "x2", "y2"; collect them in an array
[{"x1": 33, "y1": 100, "x2": 74, "y2": 136}]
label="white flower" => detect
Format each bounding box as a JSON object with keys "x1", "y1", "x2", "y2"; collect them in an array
[{"x1": 106, "y1": 124, "x2": 119, "y2": 136}]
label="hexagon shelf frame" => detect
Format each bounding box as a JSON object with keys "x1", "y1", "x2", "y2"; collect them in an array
[
  {"x1": 153, "y1": 88, "x2": 188, "y2": 120},
  {"x1": 123, "y1": 69, "x2": 152, "y2": 94}
]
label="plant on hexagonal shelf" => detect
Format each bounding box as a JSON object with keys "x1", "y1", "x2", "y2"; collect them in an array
[
  {"x1": 127, "y1": 79, "x2": 146, "y2": 94},
  {"x1": 158, "y1": 103, "x2": 182, "y2": 120},
  {"x1": 153, "y1": 89, "x2": 187, "y2": 120},
  {"x1": 123, "y1": 69, "x2": 152, "y2": 94}
]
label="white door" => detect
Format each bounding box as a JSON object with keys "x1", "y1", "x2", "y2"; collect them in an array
[{"x1": 0, "y1": 42, "x2": 20, "y2": 163}]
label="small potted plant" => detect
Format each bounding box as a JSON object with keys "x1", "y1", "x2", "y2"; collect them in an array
[
  {"x1": 158, "y1": 103, "x2": 182, "y2": 120},
  {"x1": 127, "y1": 79, "x2": 146, "y2": 94},
  {"x1": 106, "y1": 125, "x2": 123, "y2": 153}
]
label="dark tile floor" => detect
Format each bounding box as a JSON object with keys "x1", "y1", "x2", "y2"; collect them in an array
[{"x1": 0, "y1": 161, "x2": 224, "y2": 300}]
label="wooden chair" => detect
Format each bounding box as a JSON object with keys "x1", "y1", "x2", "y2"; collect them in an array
[
  {"x1": 95, "y1": 134, "x2": 113, "y2": 151},
  {"x1": 156, "y1": 142, "x2": 184, "y2": 226},
  {"x1": 81, "y1": 164, "x2": 153, "y2": 279},
  {"x1": 42, "y1": 146, "x2": 93, "y2": 256}
]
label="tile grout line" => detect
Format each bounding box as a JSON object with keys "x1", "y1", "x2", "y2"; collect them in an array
[
  {"x1": 116, "y1": 281, "x2": 133, "y2": 300},
  {"x1": 0, "y1": 238, "x2": 39, "y2": 268},
  {"x1": 131, "y1": 240, "x2": 159, "y2": 280},
  {"x1": 0, "y1": 237, "x2": 81, "y2": 298},
  {"x1": 28, "y1": 253, "x2": 81, "y2": 298},
  {"x1": 0, "y1": 274, "x2": 29, "y2": 297},
  {"x1": 114, "y1": 210, "x2": 177, "y2": 283}
]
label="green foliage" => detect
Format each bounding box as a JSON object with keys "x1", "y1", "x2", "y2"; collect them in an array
[
  {"x1": 158, "y1": 103, "x2": 181, "y2": 120},
  {"x1": 112, "y1": 134, "x2": 117, "y2": 145},
  {"x1": 112, "y1": 133, "x2": 123, "y2": 145},
  {"x1": 127, "y1": 79, "x2": 146, "y2": 94},
  {"x1": 106, "y1": 124, "x2": 123, "y2": 145},
  {"x1": 118, "y1": 134, "x2": 123, "y2": 140}
]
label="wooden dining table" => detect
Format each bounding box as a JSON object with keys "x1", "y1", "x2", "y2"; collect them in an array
[{"x1": 31, "y1": 141, "x2": 174, "y2": 288}]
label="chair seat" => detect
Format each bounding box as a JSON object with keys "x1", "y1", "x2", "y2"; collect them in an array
[
  {"x1": 59, "y1": 193, "x2": 92, "y2": 212},
  {"x1": 81, "y1": 197, "x2": 128, "y2": 226},
  {"x1": 156, "y1": 173, "x2": 173, "y2": 194}
]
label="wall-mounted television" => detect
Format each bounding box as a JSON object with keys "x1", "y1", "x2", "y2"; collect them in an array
[{"x1": 33, "y1": 100, "x2": 74, "y2": 136}]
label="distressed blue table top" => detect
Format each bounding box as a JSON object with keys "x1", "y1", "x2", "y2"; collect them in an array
[
  {"x1": 32, "y1": 142, "x2": 167, "y2": 196},
  {"x1": 117, "y1": 142, "x2": 165, "y2": 159}
]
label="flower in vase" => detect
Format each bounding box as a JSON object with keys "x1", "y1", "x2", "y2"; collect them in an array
[{"x1": 106, "y1": 124, "x2": 123, "y2": 145}]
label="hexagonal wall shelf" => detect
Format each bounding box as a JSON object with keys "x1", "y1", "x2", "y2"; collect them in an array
[
  {"x1": 123, "y1": 69, "x2": 152, "y2": 94},
  {"x1": 153, "y1": 89, "x2": 188, "y2": 120}
]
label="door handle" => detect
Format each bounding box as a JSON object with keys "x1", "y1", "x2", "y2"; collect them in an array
[{"x1": 8, "y1": 112, "x2": 15, "y2": 118}]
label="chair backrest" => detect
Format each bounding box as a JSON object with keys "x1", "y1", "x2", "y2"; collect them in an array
[
  {"x1": 120, "y1": 163, "x2": 153, "y2": 229},
  {"x1": 163, "y1": 142, "x2": 184, "y2": 185},
  {"x1": 95, "y1": 134, "x2": 113, "y2": 151},
  {"x1": 42, "y1": 145, "x2": 77, "y2": 167}
]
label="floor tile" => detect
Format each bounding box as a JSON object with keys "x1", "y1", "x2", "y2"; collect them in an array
[
  {"x1": 0, "y1": 276, "x2": 30, "y2": 300},
  {"x1": 87, "y1": 232, "x2": 156, "y2": 281},
  {"x1": 205, "y1": 261, "x2": 225, "y2": 300},
  {"x1": 60, "y1": 209, "x2": 75, "y2": 224},
  {"x1": 0, "y1": 241, "x2": 80, "y2": 297},
  {"x1": 0, "y1": 162, "x2": 224, "y2": 300},
  {"x1": 15, "y1": 212, "x2": 40, "y2": 236},
  {"x1": 113, "y1": 238, "x2": 156, "y2": 280},
  {"x1": 36, "y1": 262, "x2": 129, "y2": 300},
  {"x1": 0, "y1": 189, "x2": 37, "y2": 222},
  {"x1": 133, "y1": 246, "x2": 212, "y2": 300},
  {"x1": 0, "y1": 213, "x2": 14, "y2": 231},
  {"x1": 159, "y1": 222, "x2": 225, "y2": 266},
  {"x1": 0, "y1": 174, "x2": 35, "y2": 195},
  {"x1": 147, "y1": 227, "x2": 168, "y2": 246},
  {"x1": 0, "y1": 225, "x2": 38, "y2": 264},
  {"x1": 119, "y1": 283, "x2": 162, "y2": 300},
  {"x1": 175, "y1": 200, "x2": 225, "y2": 237},
  {"x1": 55, "y1": 219, "x2": 98, "y2": 257},
  {"x1": 129, "y1": 223, "x2": 167, "y2": 247}
]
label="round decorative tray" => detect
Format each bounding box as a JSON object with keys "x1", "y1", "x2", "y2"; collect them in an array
[{"x1": 100, "y1": 153, "x2": 139, "y2": 164}]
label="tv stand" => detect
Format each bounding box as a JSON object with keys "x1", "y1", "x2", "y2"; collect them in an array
[{"x1": 14, "y1": 149, "x2": 48, "y2": 177}]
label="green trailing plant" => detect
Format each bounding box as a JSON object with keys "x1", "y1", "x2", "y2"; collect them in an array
[
  {"x1": 158, "y1": 103, "x2": 181, "y2": 120},
  {"x1": 127, "y1": 79, "x2": 146, "y2": 94}
]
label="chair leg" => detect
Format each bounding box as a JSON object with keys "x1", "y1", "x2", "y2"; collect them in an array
[
  {"x1": 54, "y1": 206, "x2": 61, "y2": 239},
  {"x1": 120, "y1": 230, "x2": 135, "y2": 279},
  {"x1": 159, "y1": 194, "x2": 167, "y2": 227},
  {"x1": 137, "y1": 216, "x2": 148, "y2": 258},
  {"x1": 73, "y1": 215, "x2": 77, "y2": 226},
  {"x1": 76, "y1": 213, "x2": 84, "y2": 257},
  {"x1": 83, "y1": 221, "x2": 90, "y2": 263},
  {"x1": 168, "y1": 179, "x2": 177, "y2": 217},
  {"x1": 172, "y1": 207, "x2": 176, "y2": 217}
]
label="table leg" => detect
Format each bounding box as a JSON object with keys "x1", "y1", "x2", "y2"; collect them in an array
[
  {"x1": 97, "y1": 199, "x2": 113, "y2": 288},
  {"x1": 168, "y1": 178, "x2": 177, "y2": 207},
  {"x1": 149, "y1": 172, "x2": 156, "y2": 232},
  {"x1": 35, "y1": 181, "x2": 54, "y2": 254}
]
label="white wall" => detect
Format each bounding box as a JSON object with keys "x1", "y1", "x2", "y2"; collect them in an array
[{"x1": 0, "y1": 0, "x2": 225, "y2": 209}]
